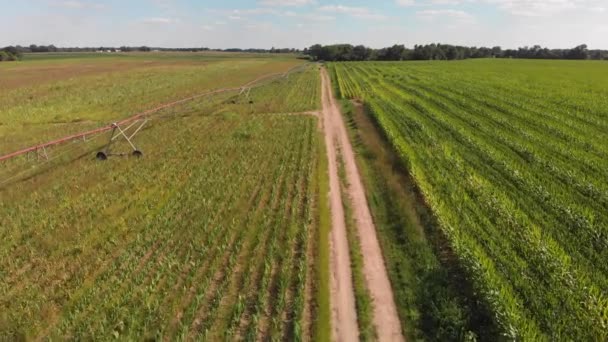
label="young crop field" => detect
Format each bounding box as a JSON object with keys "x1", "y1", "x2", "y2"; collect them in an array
[
  {"x1": 0, "y1": 53, "x2": 328, "y2": 340},
  {"x1": 0, "y1": 53, "x2": 302, "y2": 151},
  {"x1": 331, "y1": 59, "x2": 608, "y2": 341}
]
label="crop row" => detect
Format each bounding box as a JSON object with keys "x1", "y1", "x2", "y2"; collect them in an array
[
  {"x1": 0, "y1": 110, "x2": 320, "y2": 340},
  {"x1": 331, "y1": 60, "x2": 608, "y2": 341}
]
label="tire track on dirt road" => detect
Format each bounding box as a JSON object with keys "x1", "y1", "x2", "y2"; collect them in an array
[
  {"x1": 321, "y1": 67, "x2": 404, "y2": 342},
  {"x1": 321, "y1": 68, "x2": 360, "y2": 342}
]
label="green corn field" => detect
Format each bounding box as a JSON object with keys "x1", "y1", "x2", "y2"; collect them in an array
[{"x1": 330, "y1": 59, "x2": 608, "y2": 341}]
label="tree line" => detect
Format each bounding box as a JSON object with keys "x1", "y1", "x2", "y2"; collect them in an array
[
  {"x1": 4, "y1": 43, "x2": 606, "y2": 62},
  {"x1": 1, "y1": 44, "x2": 302, "y2": 56},
  {"x1": 305, "y1": 43, "x2": 608, "y2": 61}
]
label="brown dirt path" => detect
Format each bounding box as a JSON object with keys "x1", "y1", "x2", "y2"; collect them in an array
[
  {"x1": 321, "y1": 69, "x2": 360, "y2": 341},
  {"x1": 321, "y1": 67, "x2": 405, "y2": 342}
]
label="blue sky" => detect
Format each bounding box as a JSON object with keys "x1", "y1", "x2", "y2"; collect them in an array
[{"x1": 3, "y1": 0, "x2": 608, "y2": 49}]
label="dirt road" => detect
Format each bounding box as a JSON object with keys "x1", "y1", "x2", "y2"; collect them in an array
[
  {"x1": 321, "y1": 69, "x2": 360, "y2": 341},
  {"x1": 321, "y1": 67, "x2": 404, "y2": 342}
]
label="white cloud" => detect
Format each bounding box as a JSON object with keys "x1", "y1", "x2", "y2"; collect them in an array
[
  {"x1": 318, "y1": 5, "x2": 387, "y2": 20},
  {"x1": 318, "y1": 5, "x2": 368, "y2": 14},
  {"x1": 398, "y1": 1, "x2": 605, "y2": 18},
  {"x1": 396, "y1": 0, "x2": 468, "y2": 6},
  {"x1": 300, "y1": 13, "x2": 336, "y2": 21},
  {"x1": 396, "y1": 0, "x2": 416, "y2": 6},
  {"x1": 51, "y1": 1, "x2": 105, "y2": 10},
  {"x1": 244, "y1": 21, "x2": 274, "y2": 30},
  {"x1": 432, "y1": 0, "x2": 466, "y2": 4},
  {"x1": 417, "y1": 9, "x2": 472, "y2": 18},
  {"x1": 416, "y1": 9, "x2": 475, "y2": 23},
  {"x1": 150, "y1": 0, "x2": 175, "y2": 10},
  {"x1": 231, "y1": 8, "x2": 278, "y2": 16},
  {"x1": 397, "y1": 0, "x2": 605, "y2": 13},
  {"x1": 140, "y1": 17, "x2": 173, "y2": 24},
  {"x1": 485, "y1": 0, "x2": 575, "y2": 16},
  {"x1": 211, "y1": 6, "x2": 334, "y2": 22},
  {"x1": 258, "y1": 0, "x2": 315, "y2": 6}
]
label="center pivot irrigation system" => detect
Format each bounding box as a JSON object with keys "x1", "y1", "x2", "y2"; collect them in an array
[{"x1": 0, "y1": 64, "x2": 309, "y2": 167}]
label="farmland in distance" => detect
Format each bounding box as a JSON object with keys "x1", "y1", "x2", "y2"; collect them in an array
[
  {"x1": 0, "y1": 53, "x2": 327, "y2": 340},
  {"x1": 331, "y1": 59, "x2": 608, "y2": 341}
]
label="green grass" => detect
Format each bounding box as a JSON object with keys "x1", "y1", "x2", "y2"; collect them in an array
[
  {"x1": 313, "y1": 131, "x2": 332, "y2": 342},
  {"x1": 0, "y1": 54, "x2": 326, "y2": 340},
  {"x1": 331, "y1": 59, "x2": 608, "y2": 341}
]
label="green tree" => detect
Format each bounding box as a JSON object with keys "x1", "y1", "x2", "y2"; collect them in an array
[{"x1": 352, "y1": 45, "x2": 370, "y2": 61}]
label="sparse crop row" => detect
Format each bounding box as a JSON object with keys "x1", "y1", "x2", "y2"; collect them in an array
[
  {"x1": 0, "y1": 84, "x2": 322, "y2": 340},
  {"x1": 0, "y1": 57, "x2": 302, "y2": 153},
  {"x1": 219, "y1": 64, "x2": 321, "y2": 115},
  {"x1": 331, "y1": 60, "x2": 608, "y2": 341}
]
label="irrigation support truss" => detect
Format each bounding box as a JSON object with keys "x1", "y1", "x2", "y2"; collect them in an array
[{"x1": 0, "y1": 63, "x2": 309, "y2": 164}]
